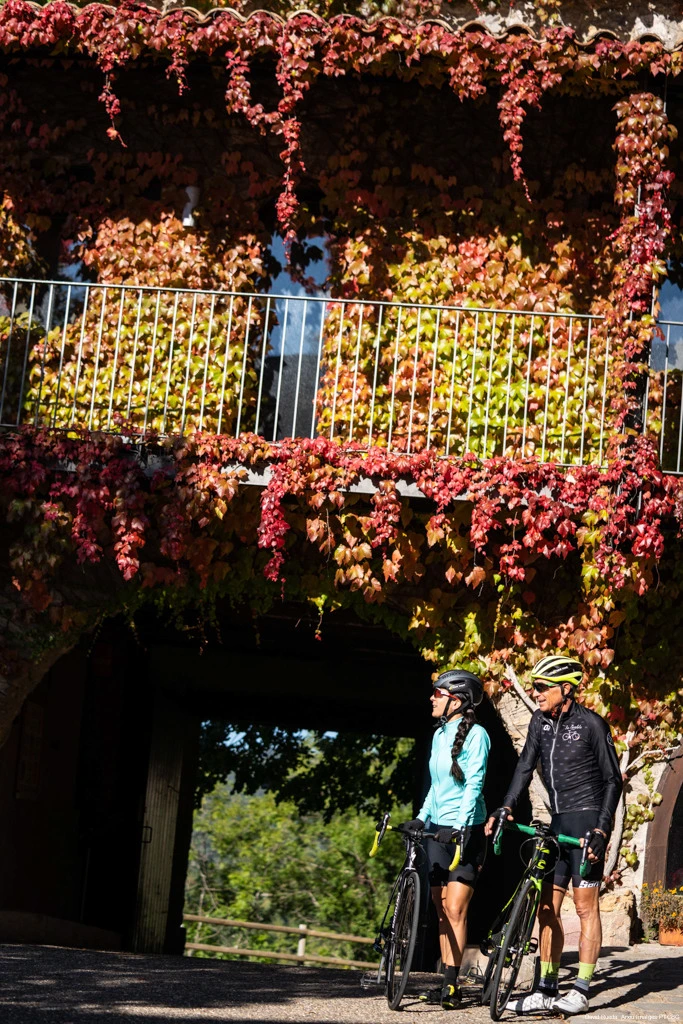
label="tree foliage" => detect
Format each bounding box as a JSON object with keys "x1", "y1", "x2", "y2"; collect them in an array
[
  {"x1": 185, "y1": 783, "x2": 410, "y2": 963},
  {"x1": 196, "y1": 723, "x2": 416, "y2": 819}
]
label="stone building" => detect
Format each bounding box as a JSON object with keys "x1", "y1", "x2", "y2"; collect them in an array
[{"x1": 0, "y1": 0, "x2": 682, "y2": 955}]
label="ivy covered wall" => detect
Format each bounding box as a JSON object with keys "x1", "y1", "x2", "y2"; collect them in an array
[{"x1": 2, "y1": 1, "x2": 683, "y2": 882}]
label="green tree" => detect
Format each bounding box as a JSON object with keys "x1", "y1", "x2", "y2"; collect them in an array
[
  {"x1": 185, "y1": 783, "x2": 410, "y2": 964},
  {"x1": 196, "y1": 724, "x2": 416, "y2": 821}
]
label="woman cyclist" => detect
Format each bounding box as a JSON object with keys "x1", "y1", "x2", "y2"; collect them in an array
[{"x1": 399, "y1": 669, "x2": 490, "y2": 1010}]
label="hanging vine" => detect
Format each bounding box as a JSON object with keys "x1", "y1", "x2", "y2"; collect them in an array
[{"x1": 1, "y1": 2, "x2": 683, "y2": 832}]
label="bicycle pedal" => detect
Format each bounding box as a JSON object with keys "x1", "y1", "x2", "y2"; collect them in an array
[
  {"x1": 527, "y1": 938, "x2": 538, "y2": 954},
  {"x1": 359, "y1": 972, "x2": 383, "y2": 990}
]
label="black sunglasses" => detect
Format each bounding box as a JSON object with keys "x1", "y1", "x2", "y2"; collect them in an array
[{"x1": 532, "y1": 680, "x2": 560, "y2": 693}]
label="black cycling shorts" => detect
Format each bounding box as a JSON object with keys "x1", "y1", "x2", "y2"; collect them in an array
[
  {"x1": 546, "y1": 810, "x2": 604, "y2": 890},
  {"x1": 427, "y1": 823, "x2": 488, "y2": 888}
]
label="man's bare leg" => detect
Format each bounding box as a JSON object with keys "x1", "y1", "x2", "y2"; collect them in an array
[
  {"x1": 509, "y1": 884, "x2": 566, "y2": 1012},
  {"x1": 552, "y1": 885, "x2": 601, "y2": 1014}
]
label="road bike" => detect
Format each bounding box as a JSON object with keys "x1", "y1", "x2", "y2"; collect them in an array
[
  {"x1": 367, "y1": 812, "x2": 462, "y2": 1010},
  {"x1": 480, "y1": 813, "x2": 590, "y2": 1021},
  {"x1": 481, "y1": 817, "x2": 590, "y2": 1019}
]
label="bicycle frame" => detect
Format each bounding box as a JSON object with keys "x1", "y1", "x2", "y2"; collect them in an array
[
  {"x1": 484, "y1": 820, "x2": 587, "y2": 948},
  {"x1": 370, "y1": 815, "x2": 424, "y2": 956},
  {"x1": 368, "y1": 812, "x2": 463, "y2": 1010},
  {"x1": 481, "y1": 818, "x2": 590, "y2": 1018}
]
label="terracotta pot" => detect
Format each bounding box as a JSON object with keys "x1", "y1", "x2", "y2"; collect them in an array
[{"x1": 658, "y1": 925, "x2": 683, "y2": 946}]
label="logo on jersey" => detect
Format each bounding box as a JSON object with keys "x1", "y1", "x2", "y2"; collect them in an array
[
  {"x1": 562, "y1": 730, "x2": 580, "y2": 742},
  {"x1": 543, "y1": 724, "x2": 552, "y2": 732}
]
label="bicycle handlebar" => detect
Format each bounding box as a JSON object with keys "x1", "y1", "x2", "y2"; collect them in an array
[
  {"x1": 499, "y1": 822, "x2": 582, "y2": 847},
  {"x1": 369, "y1": 815, "x2": 461, "y2": 871},
  {"x1": 493, "y1": 820, "x2": 591, "y2": 879}
]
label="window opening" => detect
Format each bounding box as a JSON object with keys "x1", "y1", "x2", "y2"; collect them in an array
[
  {"x1": 650, "y1": 270, "x2": 683, "y2": 472},
  {"x1": 260, "y1": 231, "x2": 331, "y2": 442},
  {"x1": 654, "y1": 275, "x2": 683, "y2": 371}
]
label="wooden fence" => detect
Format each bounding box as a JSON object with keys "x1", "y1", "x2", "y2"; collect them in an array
[{"x1": 183, "y1": 913, "x2": 376, "y2": 969}]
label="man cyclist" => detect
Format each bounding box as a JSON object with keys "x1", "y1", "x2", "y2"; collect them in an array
[{"x1": 485, "y1": 654, "x2": 622, "y2": 1015}]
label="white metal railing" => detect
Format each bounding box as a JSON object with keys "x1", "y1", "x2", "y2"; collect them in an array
[
  {"x1": 646, "y1": 319, "x2": 683, "y2": 474},
  {"x1": 0, "y1": 277, "x2": 614, "y2": 464}
]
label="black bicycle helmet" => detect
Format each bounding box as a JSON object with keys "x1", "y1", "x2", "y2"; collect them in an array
[{"x1": 433, "y1": 669, "x2": 484, "y2": 711}]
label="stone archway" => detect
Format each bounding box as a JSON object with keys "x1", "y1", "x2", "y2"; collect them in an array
[
  {"x1": 643, "y1": 745, "x2": 683, "y2": 888},
  {"x1": 0, "y1": 604, "x2": 529, "y2": 955}
]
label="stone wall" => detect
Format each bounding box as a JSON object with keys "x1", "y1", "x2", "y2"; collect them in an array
[{"x1": 561, "y1": 889, "x2": 637, "y2": 948}]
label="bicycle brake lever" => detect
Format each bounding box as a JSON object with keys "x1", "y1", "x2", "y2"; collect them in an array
[
  {"x1": 493, "y1": 812, "x2": 507, "y2": 856},
  {"x1": 448, "y1": 842, "x2": 461, "y2": 872},
  {"x1": 369, "y1": 813, "x2": 391, "y2": 857},
  {"x1": 579, "y1": 830, "x2": 592, "y2": 879}
]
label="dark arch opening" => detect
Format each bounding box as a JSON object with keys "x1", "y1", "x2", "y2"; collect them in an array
[
  {"x1": 666, "y1": 770, "x2": 683, "y2": 888},
  {"x1": 0, "y1": 604, "x2": 529, "y2": 964},
  {"x1": 643, "y1": 745, "x2": 683, "y2": 889}
]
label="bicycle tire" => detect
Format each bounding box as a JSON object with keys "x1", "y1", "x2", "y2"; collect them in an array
[
  {"x1": 489, "y1": 878, "x2": 539, "y2": 1021},
  {"x1": 385, "y1": 868, "x2": 421, "y2": 1010},
  {"x1": 480, "y1": 944, "x2": 500, "y2": 1006}
]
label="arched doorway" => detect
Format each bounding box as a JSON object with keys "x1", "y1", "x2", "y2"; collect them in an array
[
  {"x1": 0, "y1": 604, "x2": 527, "y2": 956},
  {"x1": 643, "y1": 745, "x2": 683, "y2": 888}
]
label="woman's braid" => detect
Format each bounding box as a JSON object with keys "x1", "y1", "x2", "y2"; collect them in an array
[{"x1": 450, "y1": 708, "x2": 476, "y2": 782}]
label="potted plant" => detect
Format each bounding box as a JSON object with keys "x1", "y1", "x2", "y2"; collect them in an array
[{"x1": 641, "y1": 883, "x2": 683, "y2": 945}]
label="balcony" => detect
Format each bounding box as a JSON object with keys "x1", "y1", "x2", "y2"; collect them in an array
[{"x1": 0, "y1": 276, "x2": 646, "y2": 468}]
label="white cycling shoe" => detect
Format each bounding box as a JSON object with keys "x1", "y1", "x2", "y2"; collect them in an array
[
  {"x1": 552, "y1": 989, "x2": 590, "y2": 1015},
  {"x1": 509, "y1": 991, "x2": 557, "y2": 1013}
]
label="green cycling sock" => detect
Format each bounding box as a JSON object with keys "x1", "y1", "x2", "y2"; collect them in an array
[
  {"x1": 574, "y1": 961, "x2": 595, "y2": 994},
  {"x1": 538, "y1": 961, "x2": 560, "y2": 993}
]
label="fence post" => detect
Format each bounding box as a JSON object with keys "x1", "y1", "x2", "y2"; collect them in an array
[{"x1": 297, "y1": 924, "x2": 307, "y2": 961}]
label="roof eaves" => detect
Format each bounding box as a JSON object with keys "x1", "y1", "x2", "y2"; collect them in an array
[{"x1": 5, "y1": 1, "x2": 683, "y2": 50}]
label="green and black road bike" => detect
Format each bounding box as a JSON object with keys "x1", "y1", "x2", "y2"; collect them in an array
[
  {"x1": 480, "y1": 812, "x2": 591, "y2": 1021},
  {"x1": 367, "y1": 812, "x2": 462, "y2": 1011}
]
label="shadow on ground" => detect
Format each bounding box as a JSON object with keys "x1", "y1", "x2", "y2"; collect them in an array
[
  {"x1": 0, "y1": 944, "x2": 391, "y2": 1024},
  {"x1": 0, "y1": 944, "x2": 681, "y2": 1024},
  {"x1": 574, "y1": 953, "x2": 683, "y2": 1011}
]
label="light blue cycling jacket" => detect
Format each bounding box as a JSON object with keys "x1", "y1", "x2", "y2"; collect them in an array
[{"x1": 418, "y1": 720, "x2": 490, "y2": 828}]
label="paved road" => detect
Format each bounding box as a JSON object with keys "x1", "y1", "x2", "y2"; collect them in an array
[{"x1": 0, "y1": 943, "x2": 681, "y2": 1024}]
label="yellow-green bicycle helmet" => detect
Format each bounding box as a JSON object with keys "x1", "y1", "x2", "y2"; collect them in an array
[{"x1": 530, "y1": 654, "x2": 583, "y2": 687}]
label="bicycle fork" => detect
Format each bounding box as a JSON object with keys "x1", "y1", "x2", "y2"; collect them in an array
[
  {"x1": 373, "y1": 873, "x2": 402, "y2": 955},
  {"x1": 498, "y1": 837, "x2": 550, "y2": 963}
]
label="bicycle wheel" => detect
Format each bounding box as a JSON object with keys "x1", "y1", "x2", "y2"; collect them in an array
[
  {"x1": 480, "y1": 944, "x2": 500, "y2": 1006},
  {"x1": 490, "y1": 879, "x2": 539, "y2": 1021},
  {"x1": 385, "y1": 869, "x2": 421, "y2": 1010}
]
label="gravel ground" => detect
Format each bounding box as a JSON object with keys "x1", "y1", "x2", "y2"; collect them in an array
[{"x1": 0, "y1": 943, "x2": 681, "y2": 1024}]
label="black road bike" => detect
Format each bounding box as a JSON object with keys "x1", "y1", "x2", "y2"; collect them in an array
[
  {"x1": 479, "y1": 813, "x2": 591, "y2": 1021},
  {"x1": 368, "y1": 812, "x2": 462, "y2": 1011}
]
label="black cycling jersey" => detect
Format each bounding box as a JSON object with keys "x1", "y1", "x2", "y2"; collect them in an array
[{"x1": 502, "y1": 699, "x2": 622, "y2": 836}]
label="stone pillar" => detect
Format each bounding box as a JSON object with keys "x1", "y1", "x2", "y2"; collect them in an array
[{"x1": 132, "y1": 690, "x2": 190, "y2": 953}]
